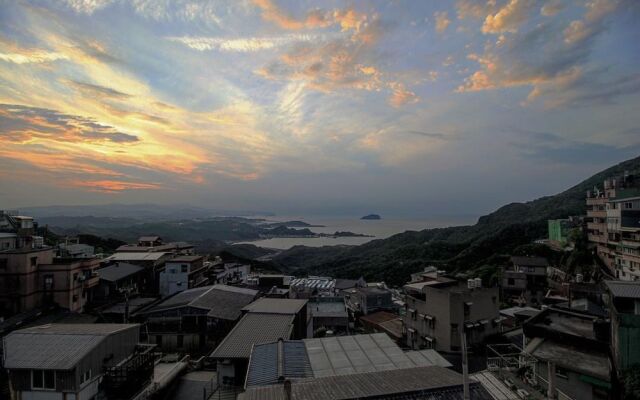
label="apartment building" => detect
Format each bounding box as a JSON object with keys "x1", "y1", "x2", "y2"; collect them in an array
[
  {"x1": 403, "y1": 272, "x2": 500, "y2": 352},
  {"x1": 502, "y1": 256, "x2": 549, "y2": 306},
  {"x1": 158, "y1": 255, "x2": 207, "y2": 296},
  {"x1": 586, "y1": 173, "x2": 640, "y2": 280}
]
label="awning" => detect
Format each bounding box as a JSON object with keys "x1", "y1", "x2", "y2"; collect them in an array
[
  {"x1": 424, "y1": 315, "x2": 434, "y2": 321},
  {"x1": 465, "y1": 322, "x2": 474, "y2": 329},
  {"x1": 423, "y1": 336, "x2": 434, "y2": 342}
]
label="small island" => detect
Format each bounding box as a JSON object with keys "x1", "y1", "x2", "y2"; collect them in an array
[{"x1": 361, "y1": 214, "x2": 381, "y2": 220}]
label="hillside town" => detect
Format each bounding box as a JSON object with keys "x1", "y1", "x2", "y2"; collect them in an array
[{"x1": 0, "y1": 171, "x2": 638, "y2": 400}]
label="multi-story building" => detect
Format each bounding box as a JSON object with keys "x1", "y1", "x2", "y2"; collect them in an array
[
  {"x1": 2, "y1": 324, "x2": 153, "y2": 400},
  {"x1": 344, "y1": 285, "x2": 396, "y2": 315},
  {"x1": 502, "y1": 256, "x2": 549, "y2": 306},
  {"x1": 586, "y1": 173, "x2": 640, "y2": 280},
  {"x1": 403, "y1": 272, "x2": 500, "y2": 352},
  {"x1": 159, "y1": 255, "x2": 207, "y2": 296}
]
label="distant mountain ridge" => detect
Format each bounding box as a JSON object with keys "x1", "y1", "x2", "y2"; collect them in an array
[{"x1": 263, "y1": 155, "x2": 640, "y2": 286}]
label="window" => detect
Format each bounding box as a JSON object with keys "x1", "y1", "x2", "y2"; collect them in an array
[
  {"x1": 44, "y1": 275, "x2": 54, "y2": 290},
  {"x1": 177, "y1": 335, "x2": 184, "y2": 348},
  {"x1": 81, "y1": 369, "x2": 92, "y2": 384},
  {"x1": 464, "y1": 302, "x2": 471, "y2": 317},
  {"x1": 625, "y1": 202, "x2": 633, "y2": 209},
  {"x1": 32, "y1": 370, "x2": 55, "y2": 390},
  {"x1": 556, "y1": 367, "x2": 569, "y2": 379},
  {"x1": 181, "y1": 265, "x2": 188, "y2": 273},
  {"x1": 30, "y1": 256, "x2": 38, "y2": 267}
]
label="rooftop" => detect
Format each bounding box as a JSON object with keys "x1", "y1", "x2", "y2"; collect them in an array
[
  {"x1": 290, "y1": 277, "x2": 335, "y2": 290},
  {"x1": 605, "y1": 280, "x2": 640, "y2": 299},
  {"x1": 308, "y1": 299, "x2": 347, "y2": 318},
  {"x1": 525, "y1": 308, "x2": 600, "y2": 340},
  {"x1": 140, "y1": 284, "x2": 258, "y2": 320},
  {"x1": 242, "y1": 298, "x2": 308, "y2": 315},
  {"x1": 210, "y1": 313, "x2": 294, "y2": 359},
  {"x1": 240, "y1": 366, "x2": 492, "y2": 400},
  {"x1": 167, "y1": 255, "x2": 203, "y2": 263},
  {"x1": 525, "y1": 337, "x2": 610, "y2": 381},
  {"x1": 105, "y1": 252, "x2": 169, "y2": 261},
  {"x1": 97, "y1": 262, "x2": 144, "y2": 282},
  {"x1": 304, "y1": 333, "x2": 451, "y2": 378},
  {"x1": 3, "y1": 324, "x2": 139, "y2": 370},
  {"x1": 245, "y1": 340, "x2": 313, "y2": 388},
  {"x1": 510, "y1": 256, "x2": 549, "y2": 267}
]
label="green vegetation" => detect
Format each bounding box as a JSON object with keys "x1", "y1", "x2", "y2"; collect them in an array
[{"x1": 265, "y1": 155, "x2": 640, "y2": 286}]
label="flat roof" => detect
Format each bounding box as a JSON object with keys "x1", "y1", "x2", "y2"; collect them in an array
[
  {"x1": 242, "y1": 298, "x2": 308, "y2": 315},
  {"x1": 308, "y1": 300, "x2": 347, "y2": 318},
  {"x1": 210, "y1": 313, "x2": 294, "y2": 359},
  {"x1": 3, "y1": 324, "x2": 138, "y2": 370},
  {"x1": 525, "y1": 337, "x2": 610, "y2": 381},
  {"x1": 168, "y1": 255, "x2": 203, "y2": 263}
]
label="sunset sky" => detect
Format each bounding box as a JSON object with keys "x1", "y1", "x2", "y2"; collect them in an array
[{"x1": 1, "y1": 0, "x2": 639, "y2": 217}]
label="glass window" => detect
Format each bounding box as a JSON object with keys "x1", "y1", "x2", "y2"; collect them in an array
[
  {"x1": 181, "y1": 265, "x2": 188, "y2": 273},
  {"x1": 177, "y1": 335, "x2": 184, "y2": 348},
  {"x1": 32, "y1": 370, "x2": 55, "y2": 389}
]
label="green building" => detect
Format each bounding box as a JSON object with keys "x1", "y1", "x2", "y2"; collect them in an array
[
  {"x1": 548, "y1": 219, "x2": 575, "y2": 245},
  {"x1": 605, "y1": 281, "x2": 640, "y2": 373}
]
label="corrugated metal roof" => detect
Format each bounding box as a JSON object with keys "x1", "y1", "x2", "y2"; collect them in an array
[
  {"x1": 141, "y1": 284, "x2": 257, "y2": 320},
  {"x1": 210, "y1": 313, "x2": 294, "y2": 359},
  {"x1": 245, "y1": 341, "x2": 313, "y2": 388},
  {"x1": 3, "y1": 324, "x2": 138, "y2": 370},
  {"x1": 605, "y1": 280, "x2": 640, "y2": 299},
  {"x1": 240, "y1": 366, "x2": 492, "y2": 400},
  {"x1": 290, "y1": 278, "x2": 336, "y2": 290},
  {"x1": 105, "y1": 252, "x2": 168, "y2": 261},
  {"x1": 97, "y1": 262, "x2": 144, "y2": 282},
  {"x1": 242, "y1": 298, "x2": 308, "y2": 315}
]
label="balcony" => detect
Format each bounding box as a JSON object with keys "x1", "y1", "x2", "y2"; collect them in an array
[
  {"x1": 587, "y1": 222, "x2": 605, "y2": 230},
  {"x1": 587, "y1": 210, "x2": 607, "y2": 218},
  {"x1": 588, "y1": 234, "x2": 607, "y2": 244}
]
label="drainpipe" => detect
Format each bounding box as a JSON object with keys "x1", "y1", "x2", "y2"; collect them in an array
[{"x1": 547, "y1": 361, "x2": 557, "y2": 400}]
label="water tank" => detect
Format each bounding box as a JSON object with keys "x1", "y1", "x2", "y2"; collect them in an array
[
  {"x1": 467, "y1": 279, "x2": 475, "y2": 289},
  {"x1": 576, "y1": 274, "x2": 583, "y2": 283},
  {"x1": 474, "y1": 278, "x2": 482, "y2": 288}
]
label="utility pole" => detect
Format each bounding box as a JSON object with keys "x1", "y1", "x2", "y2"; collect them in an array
[{"x1": 462, "y1": 332, "x2": 470, "y2": 400}]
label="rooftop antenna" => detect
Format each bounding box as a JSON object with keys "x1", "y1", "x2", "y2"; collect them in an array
[{"x1": 462, "y1": 331, "x2": 470, "y2": 400}]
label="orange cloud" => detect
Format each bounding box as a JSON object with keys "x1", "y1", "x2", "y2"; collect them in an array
[
  {"x1": 68, "y1": 179, "x2": 162, "y2": 193},
  {"x1": 388, "y1": 83, "x2": 419, "y2": 107},
  {"x1": 434, "y1": 11, "x2": 451, "y2": 34},
  {"x1": 482, "y1": 0, "x2": 536, "y2": 34},
  {"x1": 253, "y1": 0, "x2": 366, "y2": 33}
]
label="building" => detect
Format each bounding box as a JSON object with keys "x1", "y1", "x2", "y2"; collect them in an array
[
  {"x1": 209, "y1": 312, "x2": 297, "y2": 386},
  {"x1": 523, "y1": 307, "x2": 612, "y2": 400},
  {"x1": 548, "y1": 218, "x2": 581, "y2": 247},
  {"x1": 136, "y1": 284, "x2": 258, "y2": 352},
  {"x1": 115, "y1": 236, "x2": 195, "y2": 255},
  {"x1": 58, "y1": 242, "x2": 95, "y2": 259},
  {"x1": 38, "y1": 257, "x2": 101, "y2": 313},
  {"x1": 159, "y1": 255, "x2": 207, "y2": 296},
  {"x1": 95, "y1": 262, "x2": 146, "y2": 300},
  {"x1": 241, "y1": 298, "x2": 310, "y2": 339},
  {"x1": 403, "y1": 273, "x2": 500, "y2": 352},
  {"x1": 334, "y1": 277, "x2": 366, "y2": 292},
  {"x1": 502, "y1": 256, "x2": 549, "y2": 306},
  {"x1": 308, "y1": 296, "x2": 349, "y2": 335},
  {"x1": 359, "y1": 311, "x2": 403, "y2": 342},
  {"x1": 244, "y1": 333, "x2": 452, "y2": 389},
  {"x1": 586, "y1": 173, "x2": 640, "y2": 279},
  {"x1": 2, "y1": 323, "x2": 152, "y2": 400},
  {"x1": 240, "y1": 366, "x2": 490, "y2": 400},
  {"x1": 344, "y1": 286, "x2": 395, "y2": 315},
  {"x1": 289, "y1": 276, "x2": 335, "y2": 298},
  {"x1": 498, "y1": 306, "x2": 541, "y2": 329},
  {"x1": 605, "y1": 281, "x2": 640, "y2": 375},
  {"x1": 102, "y1": 252, "x2": 172, "y2": 294}
]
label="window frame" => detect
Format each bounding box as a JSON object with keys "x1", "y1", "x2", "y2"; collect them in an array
[{"x1": 31, "y1": 369, "x2": 55, "y2": 390}]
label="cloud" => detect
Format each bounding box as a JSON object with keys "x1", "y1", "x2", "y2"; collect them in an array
[
  {"x1": 168, "y1": 34, "x2": 330, "y2": 52},
  {"x1": 388, "y1": 83, "x2": 419, "y2": 107},
  {"x1": 434, "y1": 11, "x2": 451, "y2": 34},
  {"x1": 65, "y1": 80, "x2": 132, "y2": 100},
  {"x1": 252, "y1": 0, "x2": 366, "y2": 32},
  {"x1": 482, "y1": 0, "x2": 536, "y2": 34},
  {"x1": 0, "y1": 104, "x2": 139, "y2": 144},
  {"x1": 541, "y1": 0, "x2": 564, "y2": 16},
  {"x1": 458, "y1": 0, "x2": 630, "y2": 106},
  {"x1": 0, "y1": 50, "x2": 69, "y2": 64},
  {"x1": 68, "y1": 179, "x2": 162, "y2": 193},
  {"x1": 62, "y1": 0, "x2": 114, "y2": 14},
  {"x1": 456, "y1": 0, "x2": 498, "y2": 20}
]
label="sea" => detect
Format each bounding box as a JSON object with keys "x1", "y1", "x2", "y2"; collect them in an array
[{"x1": 237, "y1": 215, "x2": 477, "y2": 250}]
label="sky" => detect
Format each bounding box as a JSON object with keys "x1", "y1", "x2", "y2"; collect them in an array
[{"x1": 0, "y1": 0, "x2": 639, "y2": 217}]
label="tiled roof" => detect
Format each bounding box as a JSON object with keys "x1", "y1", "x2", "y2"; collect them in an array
[
  {"x1": 3, "y1": 324, "x2": 138, "y2": 370},
  {"x1": 605, "y1": 280, "x2": 640, "y2": 299},
  {"x1": 242, "y1": 298, "x2": 308, "y2": 315},
  {"x1": 97, "y1": 262, "x2": 144, "y2": 282},
  {"x1": 239, "y1": 366, "x2": 492, "y2": 400},
  {"x1": 210, "y1": 313, "x2": 294, "y2": 359},
  {"x1": 140, "y1": 284, "x2": 257, "y2": 320}
]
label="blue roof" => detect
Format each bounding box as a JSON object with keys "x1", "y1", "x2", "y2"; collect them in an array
[{"x1": 245, "y1": 340, "x2": 313, "y2": 388}]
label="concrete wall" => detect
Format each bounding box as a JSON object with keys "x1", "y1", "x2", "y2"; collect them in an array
[{"x1": 537, "y1": 362, "x2": 609, "y2": 400}]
